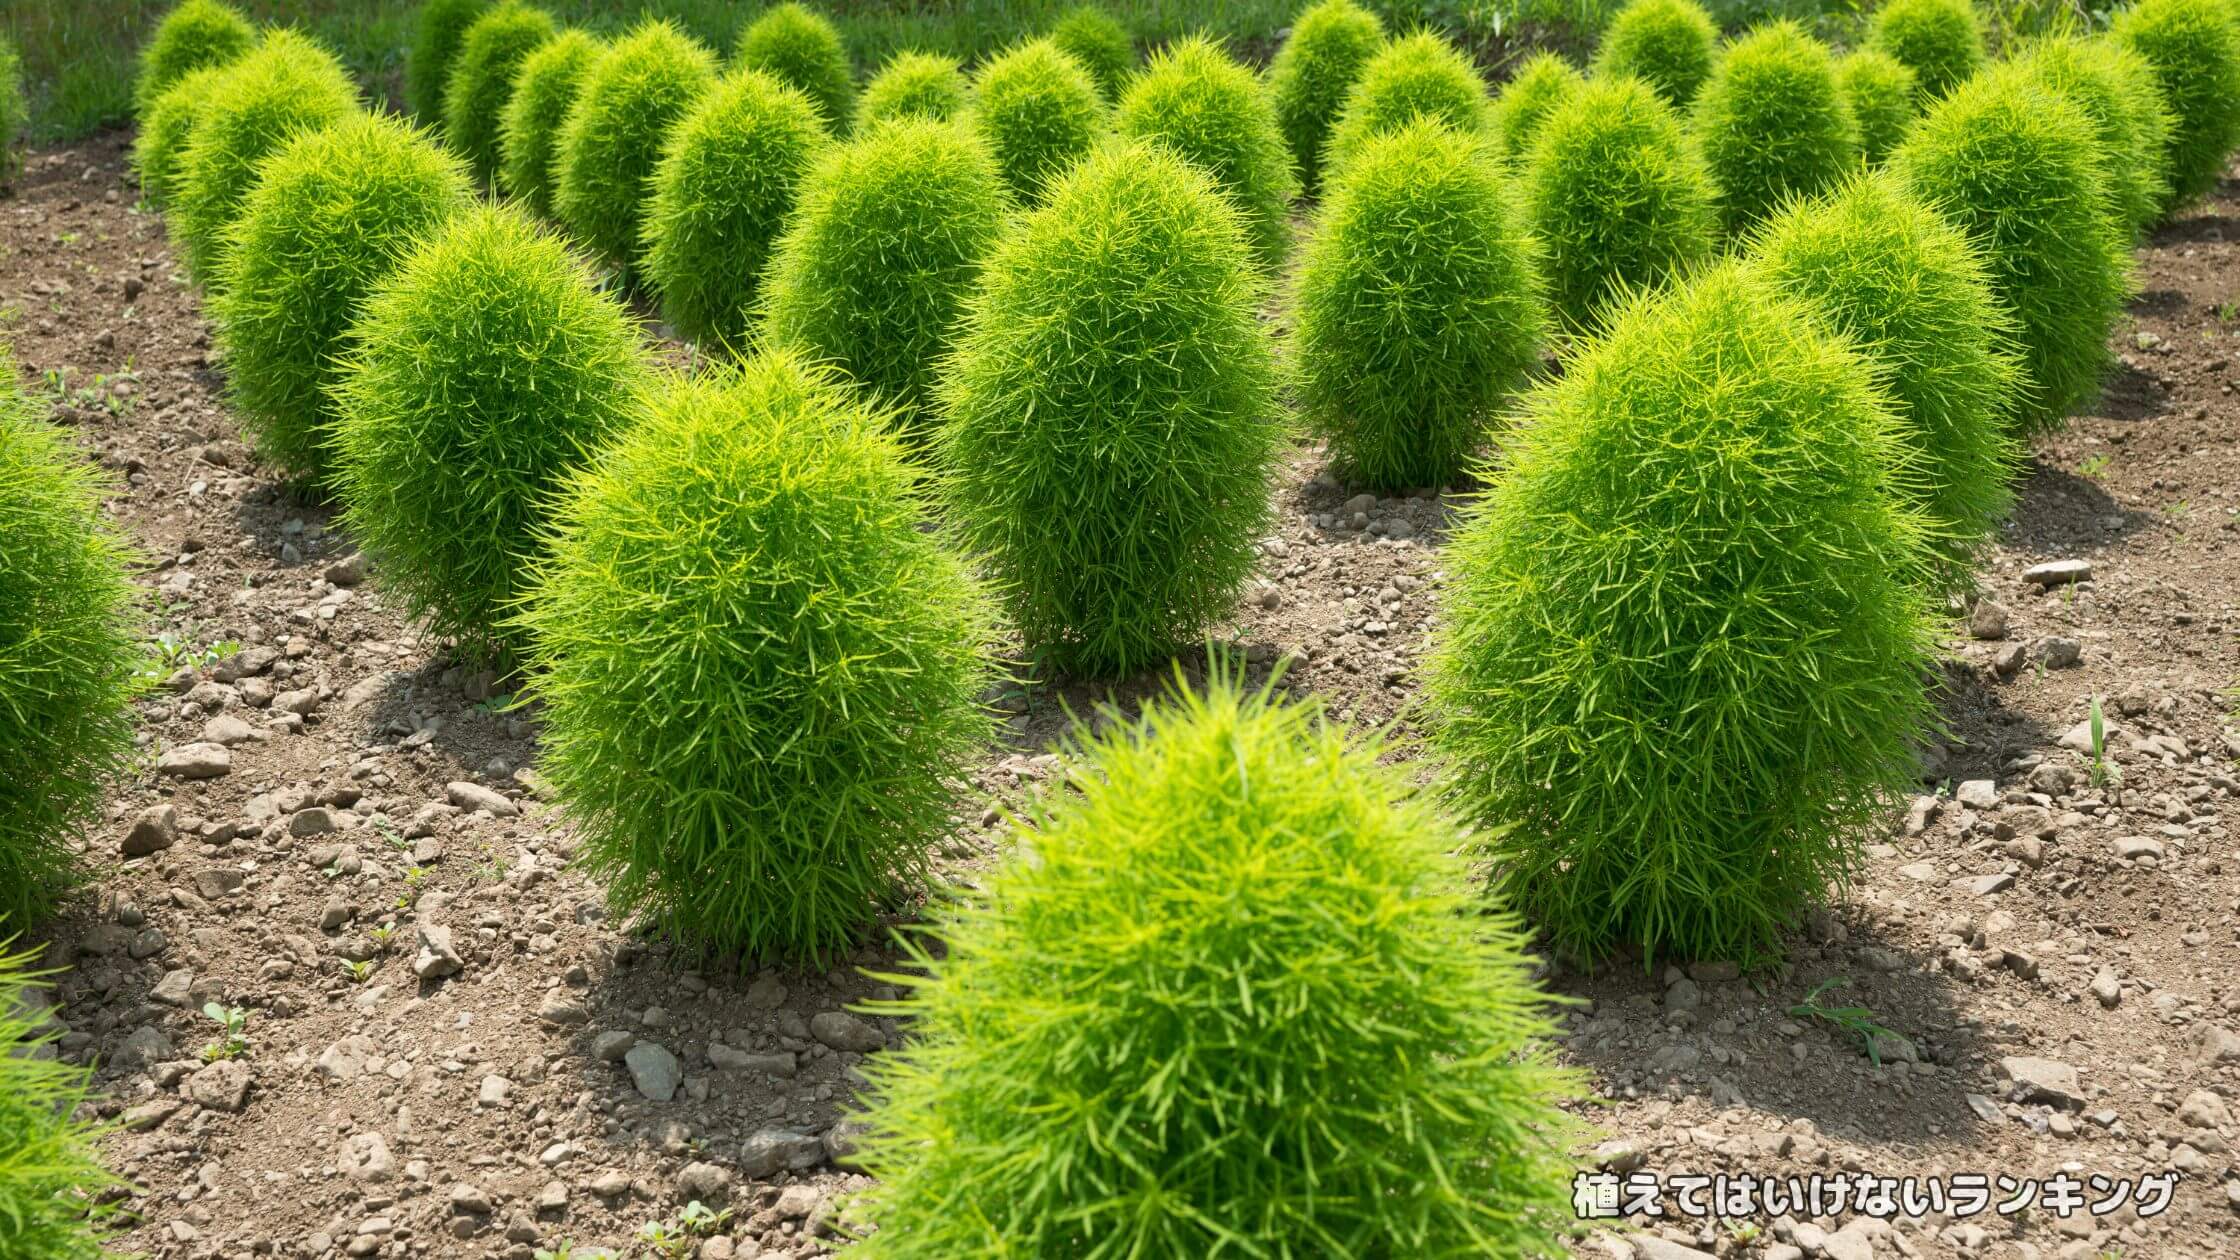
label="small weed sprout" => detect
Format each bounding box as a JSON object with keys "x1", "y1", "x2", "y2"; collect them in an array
[
  {"x1": 1789, "y1": 978, "x2": 1912, "y2": 1066},
  {"x1": 200, "y1": 1002, "x2": 249, "y2": 1061}
]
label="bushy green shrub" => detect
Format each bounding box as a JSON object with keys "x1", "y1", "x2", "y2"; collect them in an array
[
  {"x1": 856, "y1": 50, "x2": 967, "y2": 127},
  {"x1": 1836, "y1": 49, "x2": 1917, "y2": 166},
  {"x1": 1521, "y1": 75, "x2": 1716, "y2": 332},
  {"x1": 1591, "y1": 0, "x2": 1719, "y2": 107},
  {"x1": 1115, "y1": 36, "x2": 1297, "y2": 267},
  {"x1": 2113, "y1": 0, "x2": 2240, "y2": 211},
  {"x1": 1490, "y1": 50, "x2": 1584, "y2": 164},
  {"x1": 441, "y1": 0, "x2": 554, "y2": 183},
  {"x1": 0, "y1": 940, "x2": 124, "y2": 1257},
  {"x1": 642, "y1": 70, "x2": 829, "y2": 347},
  {"x1": 1428, "y1": 263, "x2": 1937, "y2": 966},
  {"x1": 134, "y1": 0, "x2": 256, "y2": 116},
  {"x1": 135, "y1": 64, "x2": 230, "y2": 206},
  {"x1": 1890, "y1": 64, "x2": 2128, "y2": 432},
  {"x1": 967, "y1": 39, "x2": 1107, "y2": 201},
  {"x1": 1323, "y1": 31, "x2": 1493, "y2": 179},
  {"x1": 1266, "y1": 0, "x2": 1386, "y2": 195},
  {"x1": 1865, "y1": 0, "x2": 1983, "y2": 101},
  {"x1": 170, "y1": 30, "x2": 360, "y2": 288},
  {"x1": 0, "y1": 349, "x2": 141, "y2": 931},
  {"x1": 733, "y1": 2, "x2": 854, "y2": 129},
  {"x1": 939, "y1": 141, "x2": 1279, "y2": 678},
  {"x1": 762, "y1": 118, "x2": 1008, "y2": 432},
  {"x1": 330, "y1": 206, "x2": 649, "y2": 661},
  {"x1": 406, "y1": 0, "x2": 488, "y2": 122},
  {"x1": 1295, "y1": 119, "x2": 1544, "y2": 490},
  {"x1": 2018, "y1": 34, "x2": 2176, "y2": 244},
  {"x1": 553, "y1": 20, "x2": 717, "y2": 270},
  {"x1": 0, "y1": 37, "x2": 24, "y2": 189},
  {"x1": 212, "y1": 112, "x2": 473, "y2": 481},
  {"x1": 1693, "y1": 21, "x2": 1858, "y2": 235},
  {"x1": 496, "y1": 29, "x2": 599, "y2": 217},
  {"x1": 845, "y1": 671, "x2": 1583, "y2": 1259},
  {"x1": 1049, "y1": 6, "x2": 1134, "y2": 103},
  {"x1": 516, "y1": 352, "x2": 996, "y2": 965},
  {"x1": 1747, "y1": 173, "x2": 2021, "y2": 591}
]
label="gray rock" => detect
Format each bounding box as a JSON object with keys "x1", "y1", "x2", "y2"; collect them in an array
[
  {"x1": 2195, "y1": 1025, "x2": 2240, "y2": 1065},
  {"x1": 624, "y1": 1041, "x2": 682, "y2": 1102},
  {"x1": 202, "y1": 713, "x2": 261, "y2": 745},
  {"x1": 2113, "y1": 836, "x2": 2166, "y2": 861},
  {"x1": 2177, "y1": 1089, "x2": 2232, "y2": 1130},
  {"x1": 318, "y1": 896, "x2": 354, "y2": 931},
  {"x1": 325, "y1": 552, "x2": 368, "y2": 587},
  {"x1": 744, "y1": 974, "x2": 788, "y2": 1008},
  {"x1": 1632, "y1": 1239, "x2": 1716, "y2": 1260},
  {"x1": 123, "y1": 805, "x2": 179, "y2": 857},
  {"x1": 2059, "y1": 716, "x2": 2121, "y2": 753},
  {"x1": 413, "y1": 923, "x2": 463, "y2": 979},
  {"x1": 537, "y1": 993, "x2": 589, "y2": 1027},
  {"x1": 448, "y1": 1183, "x2": 492, "y2": 1216},
  {"x1": 2090, "y1": 968, "x2": 2122, "y2": 1009},
  {"x1": 675, "y1": 1160, "x2": 731, "y2": 1204},
  {"x1": 316, "y1": 1034, "x2": 377, "y2": 1082},
  {"x1": 112, "y1": 1024, "x2": 175, "y2": 1070},
  {"x1": 272, "y1": 687, "x2": 321, "y2": 716},
  {"x1": 591, "y1": 1030, "x2": 635, "y2": 1061},
  {"x1": 478, "y1": 1075, "x2": 511, "y2": 1107},
  {"x1": 339, "y1": 1131, "x2": 394, "y2": 1181},
  {"x1": 150, "y1": 967, "x2": 195, "y2": 1007},
  {"x1": 2034, "y1": 636, "x2": 2083, "y2": 669},
  {"x1": 1955, "y1": 779, "x2": 1998, "y2": 809},
  {"x1": 289, "y1": 807, "x2": 341, "y2": 838},
  {"x1": 1969, "y1": 599, "x2": 2009, "y2": 640},
  {"x1": 2001, "y1": 1055, "x2": 2084, "y2": 1109},
  {"x1": 772, "y1": 1183, "x2": 821, "y2": 1220},
  {"x1": 157, "y1": 742, "x2": 231, "y2": 779},
  {"x1": 193, "y1": 866, "x2": 245, "y2": 900},
  {"x1": 809, "y1": 1010, "x2": 884, "y2": 1053},
  {"x1": 2023, "y1": 559, "x2": 2092, "y2": 585},
  {"x1": 823, "y1": 1118, "x2": 868, "y2": 1170},
  {"x1": 446, "y1": 781, "x2": 518, "y2": 818},
  {"x1": 739, "y1": 1129, "x2": 824, "y2": 1178},
  {"x1": 187, "y1": 1058, "x2": 252, "y2": 1112}
]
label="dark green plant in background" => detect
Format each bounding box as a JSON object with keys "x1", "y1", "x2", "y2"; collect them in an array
[
  {"x1": 2112, "y1": 0, "x2": 2240, "y2": 212},
  {"x1": 1266, "y1": 0, "x2": 1386, "y2": 196},
  {"x1": 967, "y1": 37, "x2": 1107, "y2": 202},
  {"x1": 133, "y1": 63, "x2": 231, "y2": 205},
  {"x1": 1835, "y1": 49, "x2": 1917, "y2": 167},
  {"x1": 733, "y1": 2, "x2": 855, "y2": 129},
  {"x1": 1692, "y1": 20, "x2": 1858, "y2": 235},
  {"x1": 1322, "y1": 30, "x2": 1493, "y2": 181},
  {"x1": 0, "y1": 36, "x2": 23, "y2": 188},
  {"x1": 405, "y1": 0, "x2": 487, "y2": 123},
  {"x1": 1489, "y1": 49, "x2": 1583, "y2": 165},
  {"x1": 552, "y1": 19, "x2": 717, "y2": 271},
  {"x1": 1591, "y1": 0, "x2": 1719, "y2": 108},
  {"x1": 1865, "y1": 0, "x2": 1984, "y2": 101},
  {"x1": 2016, "y1": 33, "x2": 2175, "y2": 244},
  {"x1": 855, "y1": 49, "x2": 968, "y2": 126},
  {"x1": 496, "y1": 28, "x2": 600, "y2": 217},
  {"x1": 0, "y1": 938, "x2": 125, "y2": 1258},
  {"x1": 132, "y1": 0, "x2": 255, "y2": 115},
  {"x1": 1048, "y1": 4, "x2": 1136, "y2": 102},
  {"x1": 1115, "y1": 35, "x2": 1297, "y2": 268},
  {"x1": 441, "y1": 0, "x2": 555, "y2": 183}
]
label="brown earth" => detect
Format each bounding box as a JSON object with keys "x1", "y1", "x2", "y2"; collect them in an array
[{"x1": 2, "y1": 130, "x2": 2237, "y2": 1260}]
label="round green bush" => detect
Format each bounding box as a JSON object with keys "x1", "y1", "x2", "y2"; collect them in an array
[
  {"x1": 1428, "y1": 263, "x2": 1937, "y2": 966},
  {"x1": 212, "y1": 112, "x2": 474, "y2": 481},
  {"x1": 170, "y1": 30, "x2": 360, "y2": 288},
  {"x1": 441, "y1": 0, "x2": 554, "y2": 184},
  {"x1": 1836, "y1": 48, "x2": 1918, "y2": 166},
  {"x1": 330, "y1": 205, "x2": 649, "y2": 661},
  {"x1": 845, "y1": 672, "x2": 1583, "y2": 1259},
  {"x1": 1746, "y1": 173, "x2": 2021, "y2": 591},
  {"x1": 1692, "y1": 21, "x2": 1858, "y2": 235},
  {"x1": 496, "y1": 28, "x2": 599, "y2": 217},
  {"x1": 2113, "y1": 0, "x2": 2240, "y2": 211},
  {"x1": 134, "y1": 0, "x2": 257, "y2": 116},
  {"x1": 1591, "y1": 0, "x2": 1719, "y2": 107},
  {"x1": 1115, "y1": 35, "x2": 1297, "y2": 268},
  {"x1": 1521, "y1": 74, "x2": 1716, "y2": 332},
  {"x1": 1048, "y1": 5, "x2": 1135, "y2": 102},
  {"x1": 1890, "y1": 64, "x2": 2129, "y2": 433},
  {"x1": 2018, "y1": 34, "x2": 2177, "y2": 244},
  {"x1": 1490, "y1": 50, "x2": 1584, "y2": 164},
  {"x1": 1295, "y1": 118, "x2": 1545, "y2": 490},
  {"x1": 406, "y1": 0, "x2": 488, "y2": 122},
  {"x1": 733, "y1": 2, "x2": 853, "y2": 129},
  {"x1": 642, "y1": 70, "x2": 829, "y2": 348},
  {"x1": 1322, "y1": 31, "x2": 1494, "y2": 180},
  {"x1": 1265, "y1": 0, "x2": 1385, "y2": 195},
  {"x1": 855, "y1": 50, "x2": 967, "y2": 127},
  {"x1": 763, "y1": 117, "x2": 1008, "y2": 432},
  {"x1": 135, "y1": 64, "x2": 231, "y2": 206},
  {"x1": 967, "y1": 38, "x2": 1107, "y2": 201},
  {"x1": 0, "y1": 941, "x2": 126, "y2": 1256},
  {"x1": 553, "y1": 20, "x2": 717, "y2": 271},
  {"x1": 1865, "y1": 0, "x2": 1983, "y2": 102},
  {"x1": 939, "y1": 140, "x2": 1280, "y2": 678},
  {"x1": 516, "y1": 352, "x2": 997, "y2": 965},
  {"x1": 0, "y1": 349, "x2": 141, "y2": 931}
]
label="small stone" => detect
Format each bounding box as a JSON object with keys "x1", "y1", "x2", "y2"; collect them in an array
[
  {"x1": 1969, "y1": 599, "x2": 2009, "y2": 640},
  {"x1": 2060, "y1": 717, "x2": 2121, "y2": 753},
  {"x1": 2034, "y1": 636, "x2": 2083, "y2": 669},
  {"x1": 446, "y1": 781, "x2": 517, "y2": 817},
  {"x1": 157, "y1": 742, "x2": 231, "y2": 779},
  {"x1": 824, "y1": 1118, "x2": 868, "y2": 1170},
  {"x1": 1594, "y1": 1138, "x2": 1646, "y2": 1172},
  {"x1": 537, "y1": 994, "x2": 589, "y2": 1027},
  {"x1": 413, "y1": 923, "x2": 464, "y2": 979},
  {"x1": 2113, "y1": 836, "x2": 2166, "y2": 861},
  {"x1": 448, "y1": 1183, "x2": 492, "y2": 1215},
  {"x1": 202, "y1": 713, "x2": 260, "y2": 745},
  {"x1": 2177, "y1": 1089, "x2": 2232, "y2": 1130},
  {"x1": 339, "y1": 1132, "x2": 394, "y2": 1181},
  {"x1": 535, "y1": 1180, "x2": 568, "y2": 1213},
  {"x1": 289, "y1": 807, "x2": 341, "y2": 838},
  {"x1": 325, "y1": 552, "x2": 368, "y2": 587},
  {"x1": 772, "y1": 1184, "x2": 820, "y2": 1219},
  {"x1": 2023, "y1": 559, "x2": 2092, "y2": 585},
  {"x1": 1663, "y1": 978, "x2": 1701, "y2": 1011},
  {"x1": 121, "y1": 1099, "x2": 181, "y2": 1131},
  {"x1": 123, "y1": 805, "x2": 179, "y2": 857},
  {"x1": 738, "y1": 1129, "x2": 824, "y2": 1178},
  {"x1": 744, "y1": 974, "x2": 787, "y2": 1007},
  {"x1": 150, "y1": 968, "x2": 195, "y2": 1006},
  {"x1": 187, "y1": 1058, "x2": 252, "y2": 1112},
  {"x1": 478, "y1": 1075, "x2": 511, "y2": 1107},
  {"x1": 675, "y1": 1160, "x2": 731, "y2": 1204},
  {"x1": 2089, "y1": 968, "x2": 2122, "y2": 1009},
  {"x1": 194, "y1": 865, "x2": 245, "y2": 900},
  {"x1": 624, "y1": 1041, "x2": 682, "y2": 1102},
  {"x1": 2001, "y1": 1056, "x2": 2084, "y2": 1109},
  {"x1": 2195, "y1": 1025, "x2": 2240, "y2": 1064},
  {"x1": 1960, "y1": 872, "x2": 2014, "y2": 897},
  {"x1": 1955, "y1": 779, "x2": 1998, "y2": 809},
  {"x1": 809, "y1": 1010, "x2": 883, "y2": 1053},
  {"x1": 589, "y1": 1171, "x2": 631, "y2": 1201},
  {"x1": 591, "y1": 1029, "x2": 635, "y2": 1060}
]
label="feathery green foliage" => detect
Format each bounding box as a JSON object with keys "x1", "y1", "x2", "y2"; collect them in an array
[
  {"x1": 2112, "y1": 0, "x2": 2240, "y2": 211},
  {"x1": 212, "y1": 112, "x2": 473, "y2": 482},
  {"x1": 170, "y1": 29, "x2": 360, "y2": 288},
  {"x1": 2017, "y1": 34, "x2": 2176, "y2": 244},
  {"x1": 967, "y1": 39, "x2": 1107, "y2": 201},
  {"x1": 1266, "y1": 0, "x2": 1386, "y2": 195},
  {"x1": 553, "y1": 20, "x2": 717, "y2": 271},
  {"x1": 0, "y1": 350, "x2": 141, "y2": 930},
  {"x1": 1490, "y1": 50, "x2": 1584, "y2": 164},
  {"x1": 134, "y1": 64, "x2": 230, "y2": 206},
  {"x1": 763, "y1": 117, "x2": 1008, "y2": 432},
  {"x1": 939, "y1": 141, "x2": 1280, "y2": 679},
  {"x1": 516, "y1": 352, "x2": 997, "y2": 965},
  {"x1": 496, "y1": 29, "x2": 599, "y2": 217},
  {"x1": 1428, "y1": 263, "x2": 1938, "y2": 967},
  {"x1": 1322, "y1": 30, "x2": 1493, "y2": 180},
  {"x1": 1890, "y1": 63, "x2": 2128, "y2": 433},
  {"x1": 406, "y1": 0, "x2": 488, "y2": 122},
  {"x1": 1865, "y1": 0, "x2": 1984, "y2": 101},
  {"x1": 330, "y1": 206, "x2": 649, "y2": 661},
  {"x1": 642, "y1": 70, "x2": 829, "y2": 348},
  {"x1": 1115, "y1": 36, "x2": 1297, "y2": 268},
  {"x1": 1522, "y1": 74, "x2": 1716, "y2": 333},
  {"x1": 856, "y1": 50, "x2": 968, "y2": 126},
  {"x1": 0, "y1": 38, "x2": 24, "y2": 188},
  {"x1": 134, "y1": 0, "x2": 256, "y2": 116},
  {"x1": 1693, "y1": 21, "x2": 1859, "y2": 235},
  {"x1": 0, "y1": 939, "x2": 123, "y2": 1258},
  {"x1": 1747, "y1": 173, "x2": 2022, "y2": 591},
  {"x1": 733, "y1": 2, "x2": 854, "y2": 129},
  {"x1": 1049, "y1": 5, "x2": 1136, "y2": 102},
  {"x1": 1592, "y1": 0, "x2": 1719, "y2": 107},
  {"x1": 442, "y1": 1, "x2": 554, "y2": 184},
  {"x1": 1295, "y1": 119, "x2": 1544, "y2": 490},
  {"x1": 1836, "y1": 49, "x2": 1918, "y2": 166},
  {"x1": 844, "y1": 671, "x2": 1585, "y2": 1260}
]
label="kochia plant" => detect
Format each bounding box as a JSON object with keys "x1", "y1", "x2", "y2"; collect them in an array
[
  {"x1": 496, "y1": 29, "x2": 600, "y2": 216},
  {"x1": 441, "y1": 0, "x2": 555, "y2": 183},
  {"x1": 732, "y1": 2, "x2": 854, "y2": 129},
  {"x1": 1322, "y1": 31, "x2": 1493, "y2": 180},
  {"x1": 0, "y1": 38, "x2": 21, "y2": 188},
  {"x1": 967, "y1": 39, "x2": 1107, "y2": 201},
  {"x1": 1836, "y1": 49, "x2": 1918, "y2": 167},
  {"x1": 2016, "y1": 34, "x2": 2176, "y2": 244},
  {"x1": 843, "y1": 672, "x2": 1584, "y2": 1259},
  {"x1": 1489, "y1": 50, "x2": 1584, "y2": 164},
  {"x1": 1048, "y1": 5, "x2": 1135, "y2": 102},
  {"x1": 1692, "y1": 21, "x2": 1859, "y2": 235},
  {"x1": 134, "y1": 63, "x2": 229, "y2": 206},
  {"x1": 1427, "y1": 264, "x2": 1938, "y2": 966},
  {"x1": 2112, "y1": 0, "x2": 2240, "y2": 211},
  {"x1": 135, "y1": 0, "x2": 257, "y2": 115},
  {"x1": 939, "y1": 141, "x2": 1280, "y2": 678},
  {"x1": 1591, "y1": 0, "x2": 1719, "y2": 107},
  {"x1": 1265, "y1": 0, "x2": 1386, "y2": 195},
  {"x1": 1115, "y1": 35, "x2": 1298, "y2": 268},
  {"x1": 0, "y1": 939, "x2": 125, "y2": 1256},
  {"x1": 552, "y1": 21, "x2": 717, "y2": 271},
  {"x1": 1865, "y1": 0, "x2": 1983, "y2": 101},
  {"x1": 406, "y1": 0, "x2": 488, "y2": 122},
  {"x1": 1294, "y1": 119, "x2": 1545, "y2": 489},
  {"x1": 516, "y1": 353, "x2": 997, "y2": 964},
  {"x1": 856, "y1": 50, "x2": 968, "y2": 127}
]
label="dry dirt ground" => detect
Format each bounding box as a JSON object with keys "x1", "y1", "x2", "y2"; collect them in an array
[{"x1": 3, "y1": 131, "x2": 2237, "y2": 1260}]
